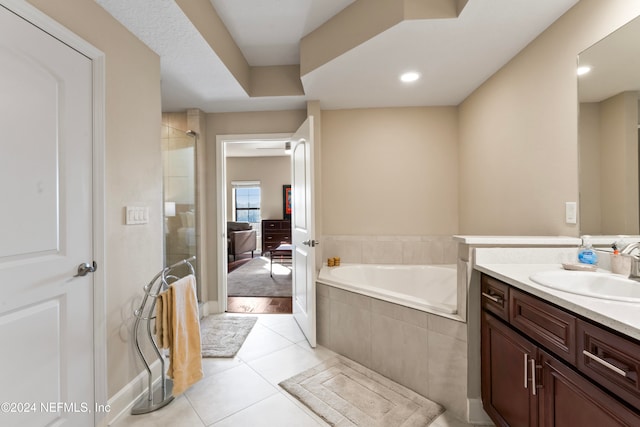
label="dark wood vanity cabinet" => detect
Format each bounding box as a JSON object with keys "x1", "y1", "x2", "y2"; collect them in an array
[
  {"x1": 538, "y1": 348, "x2": 639, "y2": 426},
  {"x1": 482, "y1": 311, "x2": 539, "y2": 427},
  {"x1": 481, "y1": 274, "x2": 640, "y2": 427}
]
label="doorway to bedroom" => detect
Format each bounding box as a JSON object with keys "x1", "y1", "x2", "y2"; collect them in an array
[{"x1": 220, "y1": 135, "x2": 293, "y2": 314}]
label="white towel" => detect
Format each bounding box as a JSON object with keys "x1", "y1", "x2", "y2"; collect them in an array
[{"x1": 160, "y1": 274, "x2": 203, "y2": 395}]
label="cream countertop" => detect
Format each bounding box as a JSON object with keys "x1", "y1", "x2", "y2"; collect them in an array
[
  {"x1": 454, "y1": 235, "x2": 640, "y2": 247},
  {"x1": 453, "y1": 235, "x2": 580, "y2": 245},
  {"x1": 473, "y1": 247, "x2": 640, "y2": 342}
]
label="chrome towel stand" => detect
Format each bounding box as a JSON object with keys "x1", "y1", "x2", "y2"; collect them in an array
[{"x1": 130, "y1": 256, "x2": 196, "y2": 415}]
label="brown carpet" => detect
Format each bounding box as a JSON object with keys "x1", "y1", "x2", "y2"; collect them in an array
[
  {"x1": 227, "y1": 256, "x2": 292, "y2": 297},
  {"x1": 280, "y1": 356, "x2": 445, "y2": 427}
]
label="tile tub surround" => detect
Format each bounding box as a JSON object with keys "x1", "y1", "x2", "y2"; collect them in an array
[
  {"x1": 321, "y1": 235, "x2": 459, "y2": 265},
  {"x1": 316, "y1": 283, "x2": 469, "y2": 421}
]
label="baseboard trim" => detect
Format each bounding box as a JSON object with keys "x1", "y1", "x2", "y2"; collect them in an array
[
  {"x1": 105, "y1": 360, "x2": 162, "y2": 426},
  {"x1": 467, "y1": 398, "x2": 492, "y2": 425},
  {"x1": 201, "y1": 300, "x2": 220, "y2": 317}
]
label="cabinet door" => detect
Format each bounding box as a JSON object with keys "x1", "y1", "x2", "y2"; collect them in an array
[
  {"x1": 482, "y1": 311, "x2": 539, "y2": 427},
  {"x1": 577, "y1": 319, "x2": 640, "y2": 410},
  {"x1": 539, "y1": 349, "x2": 640, "y2": 427}
]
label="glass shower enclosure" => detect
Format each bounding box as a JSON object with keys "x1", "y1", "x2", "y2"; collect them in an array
[{"x1": 162, "y1": 124, "x2": 198, "y2": 293}]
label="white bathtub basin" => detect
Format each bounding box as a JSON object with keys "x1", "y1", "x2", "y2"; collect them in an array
[
  {"x1": 317, "y1": 264, "x2": 457, "y2": 315},
  {"x1": 529, "y1": 270, "x2": 640, "y2": 303}
]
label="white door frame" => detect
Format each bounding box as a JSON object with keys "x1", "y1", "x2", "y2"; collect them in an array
[
  {"x1": 1, "y1": 0, "x2": 107, "y2": 422},
  {"x1": 215, "y1": 133, "x2": 292, "y2": 313}
]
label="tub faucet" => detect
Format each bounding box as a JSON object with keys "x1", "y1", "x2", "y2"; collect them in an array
[{"x1": 620, "y1": 242, "x2": 640, "y2": 280}]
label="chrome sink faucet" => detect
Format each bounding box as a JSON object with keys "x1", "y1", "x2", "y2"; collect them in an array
[
  {"x1": 620, "y1": 241, "x2": 640, "y2": 256},
  {"x1": 620, "y1": 242, "x2": 640, "y2": 280}
]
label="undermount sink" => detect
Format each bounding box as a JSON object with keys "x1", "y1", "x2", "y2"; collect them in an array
[{"x1": 529, "y1": 270, "x2": 640, "y2": 303}]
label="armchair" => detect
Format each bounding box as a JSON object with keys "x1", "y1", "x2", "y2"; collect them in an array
[{"x1": 227, "y1": 221, "x2": 257, "y2": 260}]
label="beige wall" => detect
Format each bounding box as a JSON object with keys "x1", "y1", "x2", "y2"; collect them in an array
[
  {"x1": 322, "y1": 107, "x2": 459, "y2": 235},
  {"x1": 226, "y1": 156, "x2": 291, "y2": 221},
  {"x1": 578, "y1": 102, "x2": 602, "y2": 234},
  {"x1": 578, "y1": 93, "x2": 639, "y2": 236},
  {"x1": 599, "y1": 92, "x2": 639, "y2": 234},
  {"x1": 459, "y1": 0, "x2": 640, "y2": 236},
  {"x1": 28, "y1": 0, "x2": 163, "y2": 398}
]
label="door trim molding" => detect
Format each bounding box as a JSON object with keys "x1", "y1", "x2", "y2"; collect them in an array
[
  {"x1": 215, "y1": 133, "x2": 292, "y2": 313},
  {"x1": 0, "y1": 1, "x2": 107, "y2": 424}
]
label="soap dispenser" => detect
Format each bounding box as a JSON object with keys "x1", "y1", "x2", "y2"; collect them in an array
[{"x1": 578, "y1": 235, "x2": 598, "y2": 265}]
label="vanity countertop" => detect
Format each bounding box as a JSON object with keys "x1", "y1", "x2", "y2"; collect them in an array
[
  {"x1": 453, "y1": 235, "x2": 580, "y2": 245},
  {"x1": 474, "y1": 261, "x2": 640, "y2": 342}
]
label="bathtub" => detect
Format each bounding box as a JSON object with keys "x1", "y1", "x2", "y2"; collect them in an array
[{"x1": 317, "y1": 263, "x2": 457, "y2": 315}]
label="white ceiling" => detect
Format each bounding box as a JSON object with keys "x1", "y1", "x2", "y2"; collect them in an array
[
  {"x1": 211, "y1": 0, "x2": 356, "y2": 67},
  {"x1": 97, "y1": 0, "x2": 579, "y2": 114}
]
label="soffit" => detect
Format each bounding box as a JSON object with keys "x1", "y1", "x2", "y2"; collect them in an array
[{"x1": 97, "y1": 0, "x2": 579, "y2": 112}]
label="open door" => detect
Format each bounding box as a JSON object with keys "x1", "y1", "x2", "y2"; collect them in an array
[
  {"x1": 0, "y1": 4, "x2": 96, "y2": 425},
  {"x1": 291, "y1": 117, "x2": 317, "y2": 347}
]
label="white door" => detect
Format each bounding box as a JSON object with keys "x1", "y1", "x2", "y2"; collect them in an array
[
  {"x1": 0, "y1": 5, "x2": 95, "y2": 427},
  {"x1": 291, "y1": 117, "x2": 317, "y2": 347}
]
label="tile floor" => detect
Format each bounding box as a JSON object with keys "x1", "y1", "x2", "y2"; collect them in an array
[{"x1": 112, "y1": 313, "x2": 481, "y2": 427}]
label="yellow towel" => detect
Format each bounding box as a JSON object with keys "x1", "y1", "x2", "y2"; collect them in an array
[
  {"x1": 165, "y1": 274, "x2": 203, "y2": 396},
  {"x1": 155, "y1": 293, "x2": 164, "y2": 347},
  {"x1": 155, "y1": 288, "x2": 172, "y2": 350}
]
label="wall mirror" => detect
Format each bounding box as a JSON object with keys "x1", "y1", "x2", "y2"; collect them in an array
[{"x1": 578, "y1": 15, "x2": 640, "y2": 236}]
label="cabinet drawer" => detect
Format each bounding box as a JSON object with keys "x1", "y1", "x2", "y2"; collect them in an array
[
  {"x1": 481, "y1": 274, "x2": 509, "y2": 321},
  {"x1": 263, "y1": 232, "x2": 290, "y2": 243},
  {"x1": 262, "y1": 220, "x2": 290, "y2": 230},
  {"x1": 510, "y1": 288, "x2": 576, "y2": 364},
  {"x1": 263, "y1": 220, "x2": 279, "y2": 229},
  {"x1": 577, "y1": 319, "x2": 640, "y2": 410},
  {"x1": 263, "y1": 241, "x2": 283, "y2": 251}
]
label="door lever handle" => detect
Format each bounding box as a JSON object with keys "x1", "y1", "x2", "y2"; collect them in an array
[
  {"x1": 74, "y1": 261, "x2": 97, "y2": 277},
  {"x1": 302, "y1": 239, "x2": 320, "y2": 247}
]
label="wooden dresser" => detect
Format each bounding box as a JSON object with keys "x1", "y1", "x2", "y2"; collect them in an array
[{"x1": 261, "y1": 219, "x2": 291, "y2": 253}]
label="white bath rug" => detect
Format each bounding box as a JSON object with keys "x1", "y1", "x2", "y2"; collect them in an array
[
  {"x1": 200, "y1": 314, "x2": 257, "y2": 357},
  {"x1": 279, "y1": 355, "x2": 445, "y2": 426}
]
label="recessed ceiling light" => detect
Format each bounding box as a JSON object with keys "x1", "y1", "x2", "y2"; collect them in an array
[
  {"x1": 400, "y1": 71, "x2": 421, "y2": 83},
  {"x1": 577, "y1": 65, "x2": 591, "y2": 76}
]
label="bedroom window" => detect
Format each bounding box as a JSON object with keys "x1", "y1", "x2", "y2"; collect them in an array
[{"x1": 232, "y1": 182, "x2": 261, "y2": 228}]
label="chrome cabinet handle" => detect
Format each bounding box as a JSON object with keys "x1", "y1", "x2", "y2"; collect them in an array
[
  {"x1": 530, "y1": 358, "x2": 538, "y2": 395},
  {"x1": 482, "y1": 292, "x2": 502, "y2": 304},
  {"x1": 74, "y1": 261, "x2": 97, "y2": 277},
  {"x1": 524, "y1": 354, "x2": 529, "y2": 389},
  {"x1": 583, "y1": 350, "x2": 627, "y2": 377}
]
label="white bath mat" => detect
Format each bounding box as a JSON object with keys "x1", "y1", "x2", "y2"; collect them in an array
[
  {"x1": 279, "y1": 355, "x2": 445, "y2": 426},
  {"x1": 200, "y1": 314, "x2": 257, "y2": 357}
]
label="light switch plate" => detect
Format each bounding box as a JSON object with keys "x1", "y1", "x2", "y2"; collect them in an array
[
  {"x1": 565, "y1": 202, "x2": 577, "y2": 224},
  {"x1": 126, "y1": 206, "x2": 149, "y2": 225}
]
